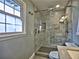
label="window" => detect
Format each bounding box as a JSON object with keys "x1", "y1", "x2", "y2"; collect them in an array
[{"x1": 0, "y1": 0, "x2": 22, "y2": 33}]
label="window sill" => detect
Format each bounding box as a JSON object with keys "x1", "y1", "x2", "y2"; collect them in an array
[{"x1": 0, "y1": 32, "x2": 26, "y2": 42}]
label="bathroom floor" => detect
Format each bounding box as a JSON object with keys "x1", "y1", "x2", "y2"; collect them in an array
[
  {"x1": 34, "y1": 46, "x2": 57, "y2": 59},
  {"x1": 34, "y1": 55, "x2": 48, "y2": 59},
  {"x1": 38, "y1": 47, "x2": 57, "y2": 53}
]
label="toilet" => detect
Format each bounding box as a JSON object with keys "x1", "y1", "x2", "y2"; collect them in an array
[{"x1": 49, "y1": 51, "x2": 59, "y2": 59}]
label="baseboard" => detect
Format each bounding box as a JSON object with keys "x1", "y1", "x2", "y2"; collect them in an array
[{"x1": 29, "y1": 53, "x2": 35, "y2": 59}]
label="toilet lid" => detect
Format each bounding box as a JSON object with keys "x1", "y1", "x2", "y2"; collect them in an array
[{"x1": 49, "y1": 51, "x2": 59, "y2": 59}]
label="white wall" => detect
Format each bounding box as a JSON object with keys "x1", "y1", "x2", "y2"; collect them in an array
[{"x1": 0, "y1": 35, "x2": 34, "y2": 59}]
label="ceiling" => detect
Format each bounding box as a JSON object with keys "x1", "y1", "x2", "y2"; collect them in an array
[{"x1": 31, "y1": 0, "x2": 69, "y2": 10}]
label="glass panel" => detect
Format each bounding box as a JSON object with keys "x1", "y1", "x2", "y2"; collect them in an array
[
  {"x1": 16, "y1": 18, "x2": 22, "y2": 25},
  {"x1": 0, "y1": 24, "x2": 5, "y2": 32},
  {"x1": 6, "y1": 24, "x2": 15, "y2": 32},
  {"x1": 5, "y1": 5, "x2": 14, "y2": 14},
  {"x1": 16, "y1": 25, "x2": 22, "y2": 32},
  {"x1": 0, "y1": 2, "x2": 4, "y2": 11},
  {"x1": 6, "y1": 15, "x2": 15, "y2": 24},
  {"x1": 15, "y1": 10, "x2": 20, "y2": 16},
  {"x1": 0, "y1": 13, "x2": 5, "y2": 23},
  {"x1": 0, "y1": 0, "x2": 4, "y2": 3},
  {"x1": 15, "y1": 4, "x2": 20, "y2": 11},
  {"x1": 5, "y1": 0, "x2": 14, "y2": 8}
]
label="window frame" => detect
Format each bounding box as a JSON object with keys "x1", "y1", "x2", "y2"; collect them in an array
[{"x1": 0, "y1": 0, "x2": 26, "y2": 36}]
